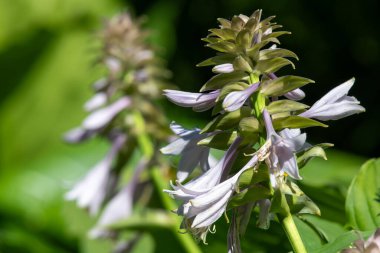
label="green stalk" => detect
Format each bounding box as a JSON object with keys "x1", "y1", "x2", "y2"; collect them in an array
[
  {"x1": 133, "y1": 110, "x2": 202, "y2": 253},
  {"x1": 280, "y1": 214, "x2": 307, "y2": 253},
  {"x1": 150, "y1": 167, "x2": 202, "y2": 253}
]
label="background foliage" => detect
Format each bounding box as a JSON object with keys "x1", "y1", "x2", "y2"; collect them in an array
[{"x1": 0, "y1": 0, "x2": 378, "y2": 252}]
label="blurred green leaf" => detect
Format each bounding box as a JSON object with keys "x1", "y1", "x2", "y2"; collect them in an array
[{"x1": 346, "y1": 158, "x2": 380, "y2": 231}]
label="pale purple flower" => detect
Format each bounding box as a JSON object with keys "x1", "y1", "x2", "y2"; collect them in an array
[
  {"x1": 84, "y1": 92, "x2": 107, "y2": 112},
  {"x1": 65, "y1": 134, "x2": 126, "y2": 216},
  {"x1": 165, "y1": 137, "x2": 242, "y2": 200},
  {"x1": 300, "y1": 78, "x2": 365, "y2": 121},
  {"x1": 82, "y1": 96, "x2": 131, "y2": 130},
  {"x1": 179, "y1": 155, "x2": 258, "y2": 229},
  {"x1": 223, "y1": 82, "x2": 260, "y2": 112},
  {"x1": 212, "y1": 63, "x2": 234, "y2": 73},
  {"x1": 263, "y1": 109, "x2": 306, "y2": 187},
  {"x1": 105, "y1": 57, "x2": 122, "y2": 74},
  {"x1": 90, "y1": 159, "x2": 148, "y2": 238},
  {"x1": 160, "y1": 122, "x2": 217, "y2": 182},
  {"x1": 63, "y1": 127, "x2": 95, "y2": 143},
  {"x1": 163, "y1": 90, "x2": 220, "y2": 112},
  {"x1": 284, "y1": 88, "x2": 305, "y2": 101},
  {"x1": 92, "y1": 78, "x2": 108, "y2": 91}
]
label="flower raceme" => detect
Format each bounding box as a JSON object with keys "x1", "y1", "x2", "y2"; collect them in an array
[
  {"x1": 64, "y1": 13, "x2": 173, "y2": 250},
  {"x1": 161, "y1": 9, "x2": 365, "y2": 252}
]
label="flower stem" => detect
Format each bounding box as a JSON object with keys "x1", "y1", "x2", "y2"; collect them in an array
[
  {"x1": 280, "y1": 214, "x2": 307, "y2": 253},
  {"x1": 150, "y1": 167, "x2": 202, "y2": 253}
]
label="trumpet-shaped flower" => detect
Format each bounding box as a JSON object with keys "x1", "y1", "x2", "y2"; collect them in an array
[
  {"x1": 178, "y1": 155, "x2": 258, "y2": 231},
  {"x1": 66, "y1": 134, "x2": 126, "y2": 215},
  {"x1": 300, "y1": 78, "x2": 365, "y2": 121},
  {"x1": 161, "y1": 122, "x2": 217, "y2": 182},
  {"x1": 263, "y1": 110, "x2": 306, "y2": 187},
  {"x1": 165, "y1": 137, "x2": 242, "y2": 201},
  {"x1": 90, "y1": 159, "x2": 148, "y2": 238},
  {"x1": 163, "y1": 89, "x2": 220, "y2": 112},
  {"x1": 82, "y1": 96, "x2": 131, "y2": 130},
  {"x1": 223, "y1": 82, "x2": 260, "y2": 112}
]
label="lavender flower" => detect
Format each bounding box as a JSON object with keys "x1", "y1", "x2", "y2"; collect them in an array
[
  {"x1": 165, "y1": 137, "x2": 242, "y2": 200},
  {"x1": 63, "y1": 127, "x2": 95, "y2": 143},
  {"x1": 66, "y1": 134, "x2": 126, "y2": 215},
  {"x1": 82, "y1": 96, "x2": 131, "y2": 130},
  {"x1": 223, "y1": 82, "x2": 260, "y2": 112},
  {"x1": 163, "y1": 89, "x2": 220, "y2": 112},
  {"x1": 284, "y1": 88, "x2": 306, "y2": 101},
  {"x1": 263, "y1": 109, "x2": 306, "y2": 187},
  {"x1": 84, "y1": 92, "x2": 108, "y2": 112},
  {"x1": 300, "y1": 78, "x2": 365, "y2": 121},
  {"x1": 90, "y1": 159, "x2": 148, "y2": 238},
  {"x1": 161, "y1": 122, "x2": 217, "y2": 182},
  {"x1": 213, "y1": 63, "x2": 234, "y2": 73}
]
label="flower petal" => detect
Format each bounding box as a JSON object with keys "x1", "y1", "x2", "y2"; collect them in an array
[
  {"x1": 223, "y1": 83, "x2": 260, "y2": 112},
  {"x1": 82, "y1": 97, "x2": 131, "y2": 130}
]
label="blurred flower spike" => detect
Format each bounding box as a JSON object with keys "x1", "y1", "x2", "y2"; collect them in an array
[
  {"x1": 64, "y1": 12, "x2": 174, "y2": 250},
  {"x1": 161, "y1": 9, "x2": 365, "y2": 252}
]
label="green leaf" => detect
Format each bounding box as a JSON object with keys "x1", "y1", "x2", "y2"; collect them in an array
[
  {"x1": 201, "y1": 106, "x2": 251, "y2": 133},
  {"x1": 206, "y1": 41, "x2": 236, "y2": 53},
  {"x1": 233, "y1": 55, "x2": 253, "y2": 72},
  {"x1": 259, "y1": 48, "x2": 299, "y2": 60},
  {"x1": 231, "y1": 16, "x2": 245, "y2": 30},
  {"x1": 208, "y1": 28, "x2": 236, "y2": 40},
  {"x1": 238, "y1": 116, "x2": 260, "y2": 137},
  {"x1": 273, "y1": 115, "x2": 327, "y2": 129},
  {"x1": 346, "y1": 158, "x2": 380, "y2": 231},
  {"x1": 236, "y1": 29, "x2": 252, "y2": 49},
  {"x1": 261, "y1": 75, "x2": 314, "y2": 97},
  {"x1": 197, "y1": 131, "x2": 238, "y2": 150},
  {"x1": 229, "y1": 184, "x2": 271, "y2": 208},
  {"x1": 311, "y1": 230, "x2": 373, "y2": 253},
  {"x1": 267, "y1": 100, "x2": 309, "y2": 114},
  {"x1": 262, "y1": 31, "x2": 291, "y2": 40},
  {"x1": 200, "y1": 71, "x2": 248, "y2": 91},
  {"x1": 297, "y1": 143, "x2": 333, "y2": 169},
  {"x1": 196, "y1": 54, "x2": 236, "y2": 67},
  {"x1": 255, "y1": 57, "x2": 295, "y2": 74}
]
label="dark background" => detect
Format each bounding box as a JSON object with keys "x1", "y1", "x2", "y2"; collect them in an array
[
  {"x1": 0, "y1": 0, "x2": 378, "y2": 252},
  {"x1": 129, "y1": 0, "x2": 380, "y2": 156}
]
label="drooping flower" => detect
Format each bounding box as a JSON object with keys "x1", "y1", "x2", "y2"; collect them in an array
[
  {"x1": 63, "y1": 127, "x2": 95, "y2": 143},
  {"x1": 160, "y1": 122, "x2": 217, "y2": 182},
  {"x1": 66, "y1": 134, "x2": 126, "y2": 215},
  {"x1": 84, "y1": 92, "x2": 108, "y2": 112},
  {"x1": 165, "y1": 136, "x2": 242, "y2": 200},
  {"x1": 300, "y1": 78, "x2": 365, "y2": 121},
  {"x1": 263, "y1": 109, "x2": 306, "y2": 187},
  {"x1": 223, "y1": 82, "x2": 260, "y2": 112},
  {"x1": 82, "y1": 96, "x2": 131, "y2": 130},
  {"x1": 90, "y1": 159, "x2": 148, "y2": 238},
  {"x1": 163, "y1": 89, "x2": 220, "y2": 112},
  {"x1": 174, "y1": 154, "x2": 258, "y2": 243}
]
